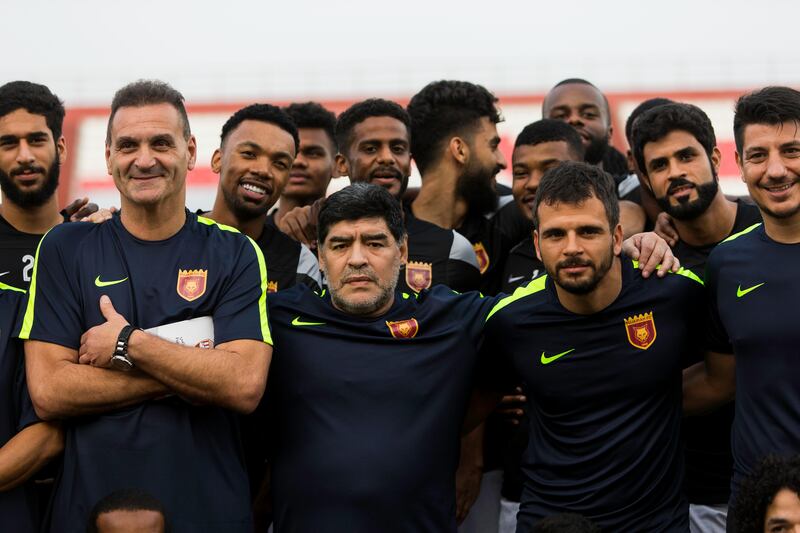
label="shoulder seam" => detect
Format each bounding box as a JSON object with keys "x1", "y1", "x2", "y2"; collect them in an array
[
  {"x1": 486, "y1": 275, "x2": 548, "y2": 322},
  {"x1": 0, "y1": 281, "x2": 25, "y2": 293},
  {"x1": 720, "y1": 222, "x2": 762, "y2": 244},
  {"x1": 631, "y1": 260, "x2": 704, "y2": 286},
  {"x1": 196, "y1": 215, "x2": 242, "y2": 234}
]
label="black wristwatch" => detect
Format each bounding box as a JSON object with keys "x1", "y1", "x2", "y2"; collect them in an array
[{"x1": 110, "y1": 324, "x2": 140, "y2": 371}]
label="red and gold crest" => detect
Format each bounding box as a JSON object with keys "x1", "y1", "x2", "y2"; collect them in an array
[
  {"x1": 473, "y1": 242, "x2": 490, "y2": 274},
  {"x1": 386, "y1": 318, "x2": 419, "y2": 339},
  {"x1": 405, "y1": 261, "x2": 432, "y2": 292},
  {"x1": 624, "y1": 311, "x2": 657, "y2": 350},
  {"x1": 267, "y1": 280, "x2": 279, "y2": 293},
  {"x1": 177, "y1": 269, "x2": 208, "y2": 302}
]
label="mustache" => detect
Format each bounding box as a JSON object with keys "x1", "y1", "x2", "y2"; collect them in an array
[
  {"x1": 368, "y1": 167, "x2": 403, "y2": 181},
  {"x1": 556, "y1": 257, "x2": 593, "y2": 270},
  {"x1": 666, "y1": 178, "x2": 695, "y2": 195},
  {"x1": 341, "y1": 267, "x2": 378, "y2": 283},
  {"x1": 10, "y1": 163, "x2": 47, "y2": 177}
]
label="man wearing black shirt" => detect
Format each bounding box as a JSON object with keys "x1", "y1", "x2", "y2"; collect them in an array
[
  {"x1": 203, "y1": 103, "x2": 321, "y2": 292},
  {"x1": 632, "y1": 102, "x2": 761, "y2": 532},
  {"x1": 485, "y1": 162, "x2": 702, "y2": 531},
  {"x1": 21, "y1": 80, "x2": 272, "y2": 532},
  {"x1": 335, "y1": 98, "x2": 481, "y2": 293}
]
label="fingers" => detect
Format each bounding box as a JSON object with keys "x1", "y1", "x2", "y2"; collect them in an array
[
  {"x1": 82, "y1": 208, "x2": 114, "y2": 223},
  {"x1": 71, "y1": 202, "x2": 99, "y2": 221},
  {"x1": 99, "y1": 295, "x2": 118, "y2": 319}
]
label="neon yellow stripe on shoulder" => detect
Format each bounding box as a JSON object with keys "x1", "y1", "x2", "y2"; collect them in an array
[
  {"x1": 721, "y1": 222, "x2": 762, "y2": 244},
  {"x1": 196, "y1": 215, "x2": 241, "y2": 234},
  {"x1": 0, "y1": 281, "x2": 25, "y2": 293},
  {"x1": 196, "y1": 215, "x2": 271, "y2": 344},
  {"x1": 19, "y1": 229, "x2": 50, "y2": 339},
  {"x1": 631, "y1": 260, "x2": 704, "y2": 286},
  {"x1": 486, "y1": 275, "x2": 548, "y2": 323}
]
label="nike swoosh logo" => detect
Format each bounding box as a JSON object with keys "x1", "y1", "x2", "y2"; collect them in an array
[
  {"x1": 291, "y1": 317, "x2": 326, "y2": 327},
  {"x1": 540, "y1": 348, "x2": 575, "y2": 365},
  {"x1": 94, "y1": 275, "x2": 129, "y2": 287},
  {"x1": 508, "y1": 275, "x2": 526, "y2": 283},
  {"x1": 737, "y1": 282, "x2": 765, "y2": 298}
]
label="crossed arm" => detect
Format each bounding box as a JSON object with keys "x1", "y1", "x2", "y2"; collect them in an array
[
  {"x1": 683, "y1": 351, "x2": 736, "y2": 416},
  {"x1": 25, "y1": 297, "x2": 271, "y2": 420}
]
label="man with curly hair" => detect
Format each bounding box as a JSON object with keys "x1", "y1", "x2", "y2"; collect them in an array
[{"x1": 732, "y1": 455, "x2": 800, "y2": 533}]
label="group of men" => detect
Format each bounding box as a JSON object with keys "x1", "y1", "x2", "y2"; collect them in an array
[{"x1": 0, "y1": 75, "x2": 798, "y2": 533}]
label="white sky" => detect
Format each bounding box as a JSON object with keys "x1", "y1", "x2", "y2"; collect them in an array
[{"x1": 5, "y1": 0, "x2": 799, "y2": 106}]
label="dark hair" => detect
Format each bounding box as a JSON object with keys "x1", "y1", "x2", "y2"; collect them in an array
[
  {"x1": 514, "y1": 119, "x2": 584, "y2": 159},
  {"x1": 734, "y1": 86, "x2": 800, "y2": 153},
  {"x1": 532, "y1": 161, "x2": 619, "y2": 230},
  {"x1": 631, "y1": 102, "x2": 717, "y2": 177},
  {"x1": 283, "y1": 101, "x2": 337, "y2": 151},
  {"x1": 544, "y1": 78, "x2": 610, "y2": 119},
  {"x1": 733, "y1": 455, "x2": 800, "y2": 533},
  {"x1": 0, "y1": 81, "x2": 65, "y2": 139},
  {"x1": 335, "y1": 98, "x2": 409, "y2": 154},
  {"x1": 532, "y1": 513, "x2": 601, "y2": 533},
  {"x1": 87, "y1": 488, "x2": 169, "y2": 533},
  {"x1": 317, "y1": 183, "x2": 406, "y2": 245},
  {"x1": 624, "y1": 97, "x2": 674, "y2": 143},
  {"x1": 107, "y1": 80, "x2": 190, "y2": 144},
  {"x1": 601, "y1": 145, "x2": 630, "y2": 176},
  {"x1": 220, "y1": 103, "x2": 299, "y2": 153},
  {"x1": 407, "y1": 80, "x2": 501, "y2": 174}
]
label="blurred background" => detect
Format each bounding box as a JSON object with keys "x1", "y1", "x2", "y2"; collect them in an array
[{"x1": 5, "y1": 0, "x2": 799, "y2": 208}]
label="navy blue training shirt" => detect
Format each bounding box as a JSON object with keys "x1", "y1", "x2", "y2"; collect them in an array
[
  {"x1": 0, "y1": 283, "x2": 41, "y2": 532},
  {"x1": 483, "y1": 258, "x2": 704, "y2": 532},
  {"x1": 705, "y1": 222, "x2": 800, "y2": 502},
  {"x1": 266, "y1": 284, "x2": 495, "y2": 533},
  {"x1": 19, "y1": 211, "x2": 271, "y2": 533}
]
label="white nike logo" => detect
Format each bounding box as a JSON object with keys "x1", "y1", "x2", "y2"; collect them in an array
[{"x1": 508, "y1": 275, "x2": 526, "y2": 283}]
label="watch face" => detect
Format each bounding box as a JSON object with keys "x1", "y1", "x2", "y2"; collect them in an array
[{"x1": 110, "y1": 355, "x2": 134, "y2": 372}]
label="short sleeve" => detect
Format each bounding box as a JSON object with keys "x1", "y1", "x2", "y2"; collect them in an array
[
  {"x1": 213, "y1": 236, "x2": 272, "y2": 346},
  {"x1": 14, "y1": 347, "x2": 40, "y2": 431},
  {"x1": 18, "y1": 227, "x2": 84, "y2": 348},
  {"x1": 704, "y1": 254, "x2": 733, "y2": 354}
]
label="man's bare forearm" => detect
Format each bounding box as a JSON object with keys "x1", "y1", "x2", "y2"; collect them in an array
[
  {"x1": 683, "y1": 361, "x2": 735, "y2": 416},
  {"x1": 0, "y1": 422, "x2": 63, "y2": 491},
  {"x1": 127, "y1": 332, "x2": 270, "y2": 414}
]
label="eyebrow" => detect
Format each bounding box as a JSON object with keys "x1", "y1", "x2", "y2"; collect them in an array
[
  {"x1": 361, "y1": 232, "x2": 390, "y2": 241},
  {"x1": 236, "y1": 141, "x2": 293, "y2": 160},
  {"x1": 0, "y1": 131, "x2": 50, "y2": 142}
]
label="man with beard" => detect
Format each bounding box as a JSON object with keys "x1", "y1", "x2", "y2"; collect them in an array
[
  {"x1": 335, "y1": 98, "x2": 481, "y2": 293},
  {"x1": 632, "y1": 102, "x2": 760, "y2": 533},
  {"x1": 407, "y1": 80, "x2": 513, "y2": 296},
  {"x1": 683, "y1": 86, "x2": 800, "y2": 529},
  {"x1": 483, "y1": 161, "x2": 703, "y2": 531},
  {"x1": 203, "y1": 103, "x2": 321, "y2": 293},
  {"x1": 272, "y1": 102, "x2": 338, "y2": 227},
  {"x1": 0, "y1": 81, "x2": 98, "y2": 289}
]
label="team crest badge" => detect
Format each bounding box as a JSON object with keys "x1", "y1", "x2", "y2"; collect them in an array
[
  {"x1": 405, "y1": 261, "x2": 432, "y2": 292},
  {"x1": 267, "y1": 280, "x2": 279, "y2": 293},
  {"x1": 473, "y1": 242, "x2": 490, "y2": 274},
  {"x1": 386, "y1": 318, "x2": 419, "y2": 339},
  {"x1": 624, "y1": 312, "x2": 657, "y2": 350},
  {"x1": 177, "y1": 269, "x2": 208, "y2": 302}
]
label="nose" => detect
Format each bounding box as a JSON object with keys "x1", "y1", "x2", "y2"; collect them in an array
[
  {"x1": 292, "y1": 153, "x2": 307, "y2": 169},
  {"x1": 250, "y1": 156, "x2": 273, "y2": 179},
  {"x1": 15, "y1": 140, "x2": 35, "y2": 165},
  {"x1": 377, "y1": 145, "x2": 396, "y2": 165},
  {"x1": 496, "y1": 148, "x2": 508, "y2": 171},
  {"x1": 134, "y1": 146, "x2": 156, "y2": 170},
  {"x1": 523, "y1": 173, "x2": 539, "y2": 193},
  {"x1": 563, "y1": 231, "x2": 583, "y2": 256},
  {"x1": 347, "y1": 241, "x2": 369, "y2": 268},
  {"x1": 566, "y1": 110, "x2": 583, "y2": 127},
  {"x1": 765, "y1": 151, "x2": 789, "y2": 179},
  {"x1": 667, "y1": 157, "x2": 686, "y2": 179}
]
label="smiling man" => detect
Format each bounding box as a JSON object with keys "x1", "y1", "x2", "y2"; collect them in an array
[
  {"x1": 483, "y1": 161, "x2": 704, "y2": 531},
  {"x1": 204, "y1": 103, "x2": 320, "y2": 293},
  {"x1": 683, "y1": 87, "x2": 800, "y2": 526},
  {"x1": 20, "y1": 80, "x2": 272, "y2": 532}
]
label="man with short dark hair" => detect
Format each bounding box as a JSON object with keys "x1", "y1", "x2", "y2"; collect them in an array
[
  {"x1": 87, "y1": 489, "x2": 168, "y2": 533},
  {"x1": 484, "y1": 161, "x2": 704, "y2": 531},
  {"x1": 632, "y1": 101, "x2": 761, "y2": 533},
  {"x1": 203, "y1": 103, "x2": 321, "y2": 293},
  {"x1": 731, "y1": 455, "x2": 800, "y2": 533},
  {"x1": 266, "y1": 182, "x2": 497, "y2": 532},
  {"x1": 335, "y1": 98, "x2": 481, "y2": 293},
  {"x1": 273, "y1": 102, "x2": 338, "y2": 226},
  {"x1": 0, "y1": 80, "x2": 99, "y2": 289},
  {"x1": 21, "y1": 79, "x2": 272, "y2": 532},
  {"x1": 684, "y1": 86, "x2": 800, "y2": 519}
]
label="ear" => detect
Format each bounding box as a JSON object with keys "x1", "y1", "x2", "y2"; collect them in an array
[
  {"x1": 186, "y1": 135, "x2": 197, "y2": 171},
  {"x1": 56, "y1": 135, "x2": 67, "y2": 165},
  {"x1": 398, "y1": 235, "x2": 409, "y2": 266},
  {"x1": 612, "y1": 222, "x2": 624, "y2": 256},
  {"x1": 533, "y1": 229, "x2": 542, "y2": 262},
  {"x1": 335, "y1": 153, "x2": 350, "y2": 179},
  {"x1": 317, "y1": 247, "x2": 326, "y2": 274},
  {"x1": 211, "y1": 148, "x2": 222, "y2": 174},
  {"x1": 105, "y1": 144, "x2": 112, "y2": 175},
  {"x1": 711, "y1": 146, "x2": 722, "y2": 174},
  {"x1": 449, "y1": 137, "x2": 469, "y2": 166},
  {"x1": 735, "y1": 150, "x2": 744, "y2": 183},
  {"x1": 625, "y1": 150, "x2": 636, "y2": 175}
]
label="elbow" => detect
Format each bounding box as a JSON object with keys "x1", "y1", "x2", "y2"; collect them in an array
[
  {"x1": 30, "y1": 387, "x2": 65, "y2": 422},
  {"x1": 227, "y1": 373, "x2": 267, "y2": 414},
  {"x1": 38, "y1": 423, "x2": 65, "y2": 461}
]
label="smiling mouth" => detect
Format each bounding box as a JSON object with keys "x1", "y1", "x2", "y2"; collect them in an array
[{"x1": 764, "y1": 182, "x2": 794, "y2": 193}]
